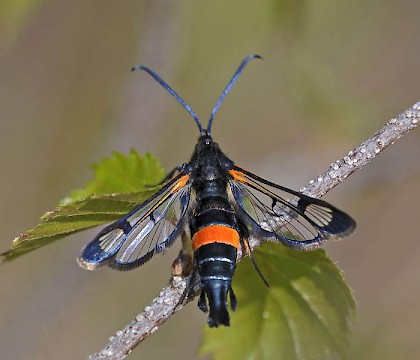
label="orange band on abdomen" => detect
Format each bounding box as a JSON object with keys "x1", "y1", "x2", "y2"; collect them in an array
[{"x1": 192, "y1": 225, "x2": 240, "y2": 251}]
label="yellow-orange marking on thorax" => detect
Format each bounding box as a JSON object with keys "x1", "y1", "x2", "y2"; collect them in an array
[
  {"x1": 229, "y1": 169, "x2": 247, "y2": 183},
  {"x1": 192, "y1": 225, "x2": 240, "y2": 251},
  {"x1": 173, "y1": 174, "x2": 190, "y2": 191}
]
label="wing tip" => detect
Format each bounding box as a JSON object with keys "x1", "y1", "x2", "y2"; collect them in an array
[
  {"x1": 336, "y1": 220, "x2": 357, "y2": 239},
  {"x1": 329, "y1": 212, "x2": 357, "y2": 239},
  {"x1": 77, "y1": 256, "x2": 104, "y2": 270}
]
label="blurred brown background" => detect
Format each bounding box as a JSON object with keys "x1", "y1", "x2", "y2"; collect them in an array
[{"x1": 1, "y1": 1, "x2": 419, "y2": 359}]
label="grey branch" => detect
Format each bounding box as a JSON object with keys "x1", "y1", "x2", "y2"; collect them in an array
[{"x1": 89, "y1": 101, "x2": 420, "y2": 360}]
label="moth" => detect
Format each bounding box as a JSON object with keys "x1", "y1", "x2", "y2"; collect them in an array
[{"x1": 78, "y1": 55, "x2": 356, "y2": 327}]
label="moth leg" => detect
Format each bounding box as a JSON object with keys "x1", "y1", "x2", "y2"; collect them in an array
[
  {"x1": 198, "y1": 290, "x2": 208, "y2": 313},
  {"x1": 174, "y1": 264, "x2": 198, "y2": 311},
  {"x1": 229, "y1": 286, "x2": 238, "y2": 311}
]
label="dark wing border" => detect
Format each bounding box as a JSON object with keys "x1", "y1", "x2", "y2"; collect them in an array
[
  {"x1": 229, "y1": 166, "x2": 356, "y2": 250},
  {"x1": 78, "y1": 171, "x2": 191, "y2": 270}
]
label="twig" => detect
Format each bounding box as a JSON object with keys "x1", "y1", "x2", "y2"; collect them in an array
[{"x1": 89, "y1": 101, "x2": 420, "y2": 359}]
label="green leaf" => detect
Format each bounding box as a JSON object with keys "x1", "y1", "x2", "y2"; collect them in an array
[
  {"x1": 2, "y1": 151, "x2": 166, "y2": 262},
  {"x1": 199, "y1": 242, "x2": 355, "y2": 360},
  {"x1": 65, "y1": 150, "x2": 165, "y2": 203}
]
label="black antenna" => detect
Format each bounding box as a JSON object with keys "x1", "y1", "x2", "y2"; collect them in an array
[
  {"x1": 206, "y1": 54, "x2": 262, "y2": 135},
  {"x1": 131, "y1": 65, "x2": 205, "y2": 135}
]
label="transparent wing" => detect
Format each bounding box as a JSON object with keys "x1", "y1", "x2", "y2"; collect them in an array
[
  {"x1": 78, "y1": 172, "x2": 191, "y2": 270},
  {"x1": 229, "y1": 167, "x2": 356, "y2": 250}
]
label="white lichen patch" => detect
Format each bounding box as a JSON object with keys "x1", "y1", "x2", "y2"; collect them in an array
[
  {"x1": 163, "y1": 298, "x2": 173, "y2": 305},
  {"x1": 145, "y1": 310, "x2": 154, "y2": 319},
  {"x1": 328, "y1": 170, "x2": 337, "y2": 179}
]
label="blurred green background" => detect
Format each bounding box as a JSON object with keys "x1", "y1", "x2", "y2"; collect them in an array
[{"x1": 1, "y1": 1, "x2": 420, "y2": 359}]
